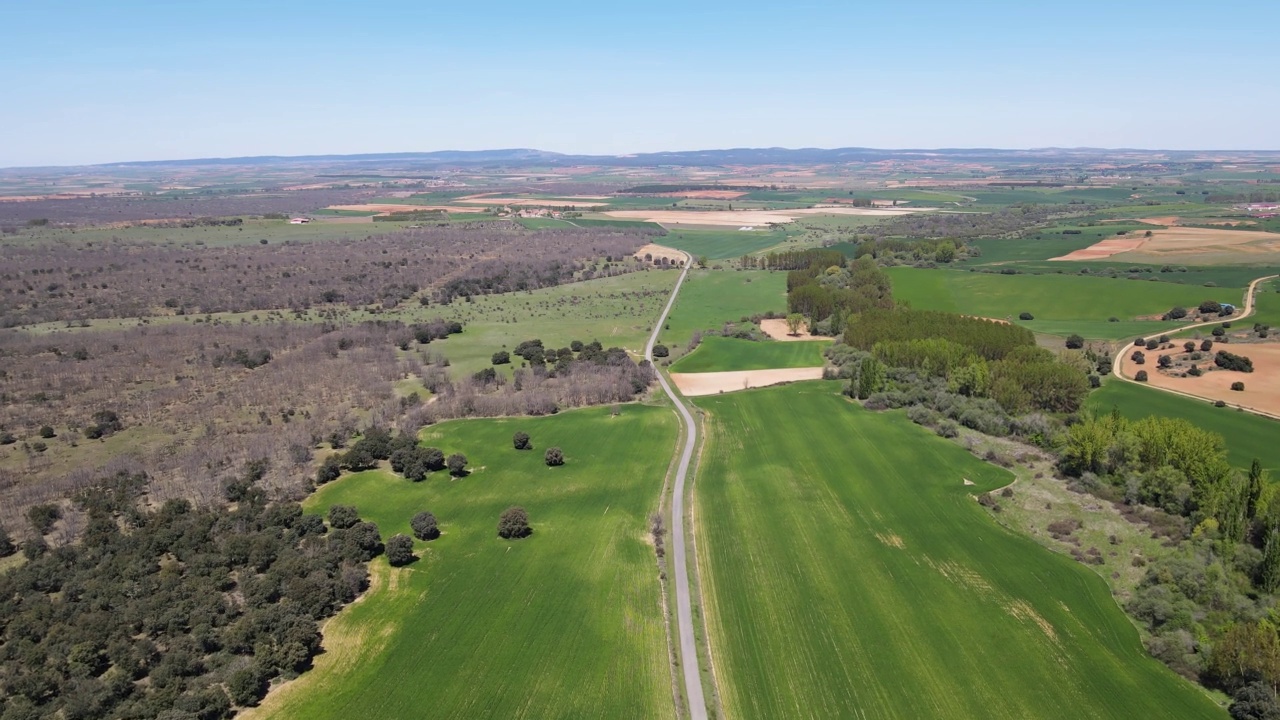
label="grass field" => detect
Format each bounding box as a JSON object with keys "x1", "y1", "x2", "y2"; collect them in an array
[
  {"x1": 659, "y1": 228, "x2": 789, "y2": 260},
  {"x1": 1087, "y1": 378, "x2": 1280, "y2": 476},
  {"x1": 252, "y1": 405, "x2": 677, "y2": 719},
  {"x1": 668, "y1": 336, "x2": 827, "y2": 372},
  {"x1": 694, "y1": 382, "x2": 1223, "y2": 719},
  {"x1": 1248, "y1": 279, "x2": 1280, "y2": 328},
  {"x1": 888, "y1": 267, "x2": 1233, "y2": 338},
  {"x1": 661, "y1": 270, "x2": 788, "y2": 351}
]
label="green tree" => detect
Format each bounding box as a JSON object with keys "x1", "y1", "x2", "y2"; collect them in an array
[
  {"x1": 446, "y1": 453, "x2": 468, "y2": 477},
  {"x1": 498, "y1": 507, "x2": 532, "y2": 539},
  {"x1": 328, "y1": 505, "x2": 360, "y2": 530},
  {"x1": 410, "y1": 511, "x2": 440, "y2": 540},
  {"x1": 316, "y1": 455, "x2": 342, "y2": 485},
  {"x1": 786, "y1": 313, "x2": 805, "y2": 336},
  {"x1": 545, "y1": 447, "x2": 565, "y2": 466},
  {"x1": 513, "y1": 431, "x2": 532, "y2": 450},
  {"x1": 855, "y1": 356, "x2": 885, "y2": 400},
  {"x1": 385, "y1": 534, "x2": 415, "y2": 566}
]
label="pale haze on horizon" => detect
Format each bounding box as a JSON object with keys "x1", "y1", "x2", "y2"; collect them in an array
[{"x1": 1, "y1": 0, "x2": 1276, "y2": 168}]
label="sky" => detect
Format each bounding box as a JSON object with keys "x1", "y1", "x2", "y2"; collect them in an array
[{"x1": 1, "y1": 0, "x2": 1277, "y2": 167}]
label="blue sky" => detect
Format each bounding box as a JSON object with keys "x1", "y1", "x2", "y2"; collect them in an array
[{"x1": 1, "y1": 0, "x2": 1276, "y2": 166}]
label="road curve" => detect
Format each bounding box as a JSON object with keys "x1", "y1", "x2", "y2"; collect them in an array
[
  {"x1": 645, "y1": 253, "x2": 709, "y2": 720},
  {"x1": 1110, "y1": 274, "x2": 1279, "y2": 418}
]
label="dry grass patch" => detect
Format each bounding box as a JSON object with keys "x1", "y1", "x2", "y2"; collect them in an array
[{"x1": 670, "y1": 367, "x2": 824, "y2": 396}]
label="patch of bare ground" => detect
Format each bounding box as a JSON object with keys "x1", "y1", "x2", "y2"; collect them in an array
[
  {"x1": 759, "y1": 318, "x2": 824, "y2": 341},
  {"x1": 1050, "y1": 237, "x2": 1147, "y2": 260},
  {"x1": 602, "y1": 206, "x2": 930, "y2": 227},
  {"x1": 670, "y1": 368, "x2": 825, "y2": 396},
  {"x1": 634, "y1": 243, "x2": 686, "y2": 264},
  {"x1": 1122, "y1": 341, "x2": 1280, "y2": 417},
  {"x1": 325, "y1": 203, "x2": 485, "y2": 214}
]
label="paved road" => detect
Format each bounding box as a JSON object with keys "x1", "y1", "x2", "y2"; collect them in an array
[
  {"x1": 645, "y1": 253, "x2": 709, "y2": 720},
  {"x1": 1110, "y1": 274, "x2": 1279, "y2": 419}
]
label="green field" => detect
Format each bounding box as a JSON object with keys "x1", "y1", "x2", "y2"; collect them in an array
[
  {"x1": 255, "y1": 405, "x2": 676, "y2": 719},
  {"x1": 668, "y1": 336, "x2": 828, "y2": 372},
  {"x1": 659, "y1": 228, "x2": 789, "y2": 260},
  {"x1": 1087, "y1": 379, "x2": 1280, "y2": 476},
  {"x1": 1248, "y1": 279, "x2": 1280, "y2": 328},
  {"x1": 694, "y1": 382, "x2": 1222, "y2": 719},
  {"x1": 888, "y1": 267, "x2": 1234, "y2": 338},
  {"x1": 661, "y1": 270, "x2": 788, "y2": 351}
]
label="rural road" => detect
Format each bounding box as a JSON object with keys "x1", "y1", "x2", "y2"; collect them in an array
[
  {"x1": 644, "y1": 252, "x2": 710, "y2": 720},
  {"x1": 1110, "y1": 274, "x2": 1279, "y2": 419}
]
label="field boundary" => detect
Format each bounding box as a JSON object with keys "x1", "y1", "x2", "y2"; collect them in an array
[{"x1": 1111, "y1": 275, "x2": 1280, "y2": 420}]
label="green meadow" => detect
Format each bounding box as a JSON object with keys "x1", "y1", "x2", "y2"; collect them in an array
[
  {"x1": 694, "y1": 382, "x2": 1223, "y2": 719},
  {"x1": 256, "y1": 405, "x2": 677, "y2": 720},
  {"x1": 888, "y1": 267, "x2": 1231, "y2": 338},
  {"x1": 661, "y1": 269, "x2": 788, "y2": 351},
  {"x1": 660, "y1": 228, "x2": 788, "y2": 260},
  {"x1": 1087, "y1": 379, "x2": 1280, "y2": 476},
  {"x1": 669, "y1": 336, "x2": 828, "y2": 372}
]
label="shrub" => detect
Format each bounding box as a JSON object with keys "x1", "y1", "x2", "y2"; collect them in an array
[
  {"x1": 1216, "y1": 350, "x2": 1254, "y2": 373},
  {"x1": 1200, "y1": 300, "x2": 1222, "y2": 314},
  {"x1": 1183, "y1": 342, "x2": 1196, "y2": 353},
  {"x1": 1065, "y1": 334, "x2": 1085, "y2": 350},
  {"x1": 652, "y1": 344, "x2": 669, "y2": 358},
  {"x1": 410, "y1": 511, "x2": 440, "y2": 540},
  {"x1": 1136, "y1": 370, "x2": 1149, "y2": 382},
  {"x1": 27, "y1": 504, "x2": 62, "y2": 535},
  {"x1": 492, "y1": 351, "x2": 510, "y2": 365},
  {"x1": 1131, "y1": 350, "x2": 1145, "y2": 364},
  {"x1": 1215, "y1": 400, "x2": 1227, "y2": 407},
  {"x1": 1146, "y1": 339, "x2": 1159, "y2": 350},
  {"x1": 1019, "y1": 312, "x2": 1034, "y2": 321},
  {"x1": 498, "y1": 506, "x2": 532, "y2": 539},
  {"x1": 545, "y1": 447, "x2": 565, "y2": 466},
  {"x1": 1231, "y1": 381, "x2": 1245, "y2": 391},
  {"x1": 513, "y1": 431, "x2": 531, "y2": 450},
  {"x1": 1201, "y1": 340, "x2": 1214, "y2": 351},
  {"x1": 1166, "y1": 306, "x2": 1188, "y2": 320},
  {"x1": 1212, "y1": 327, "x2": 1225, "y2": 337},
  {"x1": 385, "y1": 534, "x2": 416, "y2": 566},
  {"x1": 38, "y1": 425, "x2": 55, "y2": 439},
  {"x1": 316, "y1": 455, "x2": 343, "y2": 485},
  {"x1": 0, "y1": 431, "x2": 15, "y2": 445}
]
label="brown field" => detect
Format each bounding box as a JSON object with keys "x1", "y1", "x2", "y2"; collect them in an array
[
  {"x1": 1121, "y1": 343, "x2": 1280, "y2": 417},
  {"x1": 455, "y1": 196, "x2": 609, "y2": 206},
  {"x1": 633, "y1": 243, "x2": 686, "y2": 264},
  {"x1": 759, "y1": 318, "x2": 823, "y2": 341},
  {"x1": 1053, "y1": 226, "x2": 1280, "y2": 262},
  {"x1": 1050, "y1": 237, "x2": 1147, "y2": 260},
  {"x1": 602, "y1": 206, "x2": 928, "y2": 227},
  {"x1": 656, "y1": 190, "x2": 748, "y2": 199},
  {"x1": 670, "y1": 367, "x2": 825, "y2": 396}
]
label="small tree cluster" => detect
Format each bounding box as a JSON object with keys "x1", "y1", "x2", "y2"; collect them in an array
[
  {"x1": 498, "y1": 506, "x2": 532, "y2": 539},
  {"x1": 545, "y1": 447, "x2": 565, "y2": 466},
  {"x1": 513, "y1": 431, "x2": 532, "y2": 450}
]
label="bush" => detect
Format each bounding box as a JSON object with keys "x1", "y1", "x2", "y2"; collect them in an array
[
  {"x1": 1019, "y1": 312, "x2": 1034, "y2": 321},
  {"x1": 492, "y1": 351, "x2": 510, "y2": 365},
  {"x1": 1167, "y1": 306, "x2": 1188, "y2": 320},
  {"x1": 328, "y1": 504, "x2": 360, "y2": 529},
  {"x1": 38, "y1": 425, "x2": 55, "y2": 439},
  {"x1": 1212, "y1": 327, "x2": 1226, "y2": 337},
  {"x1": 513, "y1": 431, "x2": 531, "y2": 450},
  {"x1": 1231, "y1": 381, "x2": 1245, "y2": 391},
  {"x1": 1200, "y1": 300, "x2": 1222, "y2": 314},
  {"x1": 498, "y1": 506, "x2": 532, "y2": 539},
  {"x1": 1215, "y1": 400, "x2": 1227, "y2": 408},
  {"x1": 545, "y1": 447, "x2": 565, "y2": 466},
  {"x1": 1136, "y1": 370, "x2": 1149, "y2": 382},
  {"x1": 1216, "y1": 350, "x2": 1254, "y2": 373},
  {"x1": 26, "y1": 503, "x2": 61, "y2": 535},
  {"x1": 1201, "y1": 340, "x2": 1214, "y2": 352},
  {"x1": 0, "y1": 431, "x2": 15, "y2": 445},
  {"x1": 385, "y1": 534, "x2": 416, "y2": 566},
  {"x1": 316, "y1": 455, "x2": 343, "y2": 485},
  {"x1": 410, "y1": 511, "x2": 440, "y2": 540},
  {"x1": 1065, "y1": 334, "x2": 1085, "y2": 350},
  {"x1": 652, "y1": 344, "x2": 669, "y2": 358}
]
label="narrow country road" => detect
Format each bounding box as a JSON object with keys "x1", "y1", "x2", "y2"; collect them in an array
[
  {"x1": 1110, "y1": 274, "x2": 1279, "y2": 418},
  {"x1": 645, "y1": 252, "x2": 710, "y2": 720}
]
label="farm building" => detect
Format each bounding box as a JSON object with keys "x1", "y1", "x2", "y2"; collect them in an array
[{"x1": 289, "y1": 217, "x2": 310, "y2": 224}]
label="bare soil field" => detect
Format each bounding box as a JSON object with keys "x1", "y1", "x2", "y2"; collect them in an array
[
  {"x1": 759, "y1": 318, "x2": 820, "y2": 341},
  {"x1": 603, "y1": 206, "x2": 929, "y2": 227},
  {"x1": 455, "y1": 196, "x2": 608, "y2": 207},
  {"x1": 1050, "y1": 237, "x2": 1147, "y2": 260},
  {"x1": 656, "y1": 190, "x2": 748, "y2": 199},
  {"x1": 670, "y1": 367, "x2": 825, "y2": 396},
  {"x1": 1121, "y1": 343, "x2": 1280, "y2": 417},
  {"x1": 634, "y1": 243, "x2": 686, "y2": 264}
]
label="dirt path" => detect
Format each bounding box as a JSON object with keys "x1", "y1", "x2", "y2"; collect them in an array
[
  {"x1": 1111, "y1": 275, "x2": 1280, "y2": 420},
  {"x1": 646, "y1": 251, "x2": 712, "y2": 720}
]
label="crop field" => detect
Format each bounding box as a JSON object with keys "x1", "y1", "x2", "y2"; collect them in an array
[
  {"x1": 888, "y1": 267, "x2": 1230, "y2": 338},
  {"x1": 661, "y1": 269, "x2": 788, "y2": 351},
  {"x1": 658, "y1": 227, "x2": 790, "y2": 260},
  {"x1": 2, "y1": 218, "x2": 384, "y2": 248},
  {"x1": 1088, "y1": 378, "x2": 1280, "y2": 475},
  {"x1": 668, "y1": 336, "x2": 827, "y2": 372},
  {"x1": 967, "y1": 223, "x2": 1154, "y2": 264},
  {"x1": 1249, "y1": 279, "x2": 1280, "y2": 328},
  {"x1": 252, "y1": 405, "x2": 677, "y2": 720},
  {"x1": 694, "y1": 382, "x2": 1222, "y2": 719}
]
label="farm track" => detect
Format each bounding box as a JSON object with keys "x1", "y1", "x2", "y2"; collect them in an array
[
  {"x1": 645, "y1": 251, "x2": 711, "y2": 720},
  {"x1": 1111, "y1": 274, "x2": 1280, "y2": 420}
]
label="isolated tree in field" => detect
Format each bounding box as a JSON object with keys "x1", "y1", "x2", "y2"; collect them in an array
[
  {"x1": 545, "y1": 447, "x2": 564, "y2": 466},
  {"x1": 1233, "y1": 382, "x2": 1246, "y2": 391},
  {"x1": 328, "y1": 504, "x2": 360, "y2": 529},
  {"x1": 697, "y1": 255, "x2": 709, "y2": 268},
  {"x1": 385, "y1": 534, "x2": 415, "y2": 566},
  {"x1": 1157, "y1": 355, "x2": 1172, "y2": 369},
  {"x1": 513, "y1": 431, "x2": 531, "y2": 450},
  {"x1": 410, "y1": 511, "x2": 440, "y2": 540},
  {"x1": 652, "y1": 344, "x2": 669, "y2": 358},
  {"x1": 1019, "y1": 312, "x2": 1034, "y2": 321},
  {"x1": 786, "y1": 313, "x2": 805, "y2": 336},
  {"x1": 492, "y1": 351, "x2": 510, "y2": 365},
  {"x1": 1065, "y1": 334, "x2": 1085, "y2": 350},
  {"x1": 1135, "y1": 370, "x2": 1149, "y2": 381},
  {"x1": 498, "y1": 506, "x2": 532, "y2": 539},
  {"x1": 1184, "y1": 341, "x2": 1196, "y2": 353},
  {"x1": 446, "y1": 453, "x2": 468, "y2": 476}
]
